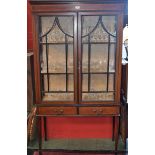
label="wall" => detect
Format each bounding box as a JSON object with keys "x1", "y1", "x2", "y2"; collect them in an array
[
  {"x1": 27, "y1": 1, "x2": 33, "y2": 50},
  {"x1": 27, "y1": 1, "x2": 113, "y2": 139}
]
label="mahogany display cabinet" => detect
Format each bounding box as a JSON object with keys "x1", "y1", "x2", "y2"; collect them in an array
[{"x1": 28, "y1": 0, "x2": 127, "y2": 154}]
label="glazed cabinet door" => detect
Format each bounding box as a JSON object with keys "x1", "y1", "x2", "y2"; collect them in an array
[
  {"x1": 78, "y1": 12, "x2": 122, "y2": 104},
  {"x1": 33, "y1": 11, "x2": 122, "y2": 105},
  {"x1": 35, "y1": 13, "x2": 78, "y2": 104}
]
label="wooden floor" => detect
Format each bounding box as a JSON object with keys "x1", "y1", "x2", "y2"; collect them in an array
[
  {"x1": 33, "y1": 153, "x2": 127, "y2": 155},
  {"x1": 28, "y1": 138, "x2": 127, "y2": 155}
]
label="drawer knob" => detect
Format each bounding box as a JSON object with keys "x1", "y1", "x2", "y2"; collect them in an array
[
  {"x1": 59, "y1": 109, "x2": 64, "y2": 113},
  {"x1": 99, "y1": 109, "x2": 103, "y2": 112},
  {"x1": 92, "y1": 109, "x2": 97, "y2": 113},
  {"x1": 54, "y1": 109, "x2": 64, "y2": 115}
]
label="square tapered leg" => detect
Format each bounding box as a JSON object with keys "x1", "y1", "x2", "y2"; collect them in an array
[
  {"x1": 114, "y1": 116, "x2": 120, "y2": 151},
  {"x1": 44, "y1": 117, "x2": 47, "y2": 141},
  {"x1": 112, "y1": 116, "x2": 115, "y2": 141},
  {"x1": 37, "y1": 117, "x2": 42, "y2": 155}
]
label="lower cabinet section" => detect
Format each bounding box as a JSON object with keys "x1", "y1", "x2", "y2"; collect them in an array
[
  {"x1": 38, "y1": 107, "x2": 77, "y2": 115},
  {"x1": 38, "y1": 106, "x2": 120, "y2": 116},
  {"x1": 79, "y1": 107, "x2": 120, "y2": 115}
]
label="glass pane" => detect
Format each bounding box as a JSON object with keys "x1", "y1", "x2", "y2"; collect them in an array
[
  {"x1": 82, "y1": 16, "x2": 99, "y2": 37},
  {"x1": 108, "y1": 74, "x2": 115, "y2": 91},
  {"x1": 82, "y1": 74, "x2": 88, "y2": 91},
  {"x1": 82, "y1": 43, "x2": 88, "y2": 73},
  {"x1": 58, "y1": 17, "x2": 73, "y2": 36},
  {"x1": 39, "y1": 16, "x2": 74, "y2": 101},
  {"x1": 43, "y1": 93, "x2": 74, "y2": 101},
  {"x1": 81, "y1": 15, "x2": 117, "y2": 102},
  {"x1": 90, "y1": 23, "x2": 109, "y2": 42},
  {"x1": 42, "y1": 74, "x2": 48, "y2": 92},
  {"x1": 82, "y1": 16, "x2": 116, "y2": 43},
  {"x1": 46, "y1": 45, "x2": 66, "y2": 73},
  {"x1": 42, "y1": 74, "x2": 74, "y2": 92},
  {"x1": 49, "y1": 75, "x2": 66, "y2": 91},
  {"x1": 40, "y1": 45, "x2": 47, "y2": 73},
  {"x1": 41, "y1": 16, "x2": 73, "y2": 43},
  {"x1": 102, "y1": 16, "x2": 116, "y2": 36},
  {"x1": 42, "y1": 75, "x2": 74, "y2": 101},
  {"x1": 68, "y1": 43, "x2": 74, "y2": 73},
  {"x1": 109, "y1": 44, "x2": 116, "y2": 72},
  {"x1": 90, "y1": 44, "x2": 108, "y2": 72},
  {"x1": 41, "y1": 17, "x2": 55, "y2": 37},
  {"x1": 68, "y1": 74, "x2": 74, "y2": 91},
  {"x1": 82, "y1": 44, "x2": 110, "y2": 73},
  {"x1": 90, "y1": 74, "x2": 107, "y2": 91},
  {"x1": 82, "y1": 92, "x2": 114, "y2": 101}
]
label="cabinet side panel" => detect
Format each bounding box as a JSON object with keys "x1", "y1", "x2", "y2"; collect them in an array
[
  {"x1": 115, "y1": 13, "x2": 123, "y2": 104},
  {"x1": 32, "y1": 14, "x2": 41, "y2": 104}
]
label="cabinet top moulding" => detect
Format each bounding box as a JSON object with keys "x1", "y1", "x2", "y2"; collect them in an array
[
  {"x1": 30, "y1": 2, "x2": 125, "y2": 13},
  {"x1": 29, "y1": 0, "x2": 126, "y2": 4}
]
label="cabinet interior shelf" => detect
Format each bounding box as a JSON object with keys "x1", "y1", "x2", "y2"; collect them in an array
[
  {"x1": 41, "y1": 91, "x2": 115, "y2": 93},
  {"x1": 41, "y1": 72, "x2": 115, "y2": 74},
  {"x1": 39, "y1": 42, "x2": 116, "y2": 45}
]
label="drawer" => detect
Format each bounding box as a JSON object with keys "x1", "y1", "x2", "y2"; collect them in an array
[
  {"x1": 38, "y1": 107, "x2": 77, "y2": 115},
  {"x1": 79, "y1": 107, "x2": 119, "y2": 115}
]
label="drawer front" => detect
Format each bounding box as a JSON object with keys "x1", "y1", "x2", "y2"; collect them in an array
[
  {"x1": 38, "y1": 107, "x2": 77, "y2": 115},
  {"x1": 79, "y1": 107, "x2": 120, "y2": 115}
]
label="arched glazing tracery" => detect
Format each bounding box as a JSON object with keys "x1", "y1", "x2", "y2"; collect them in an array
[{"x1": 38, "y1": 15, "x2": 117, "y2": 101}]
